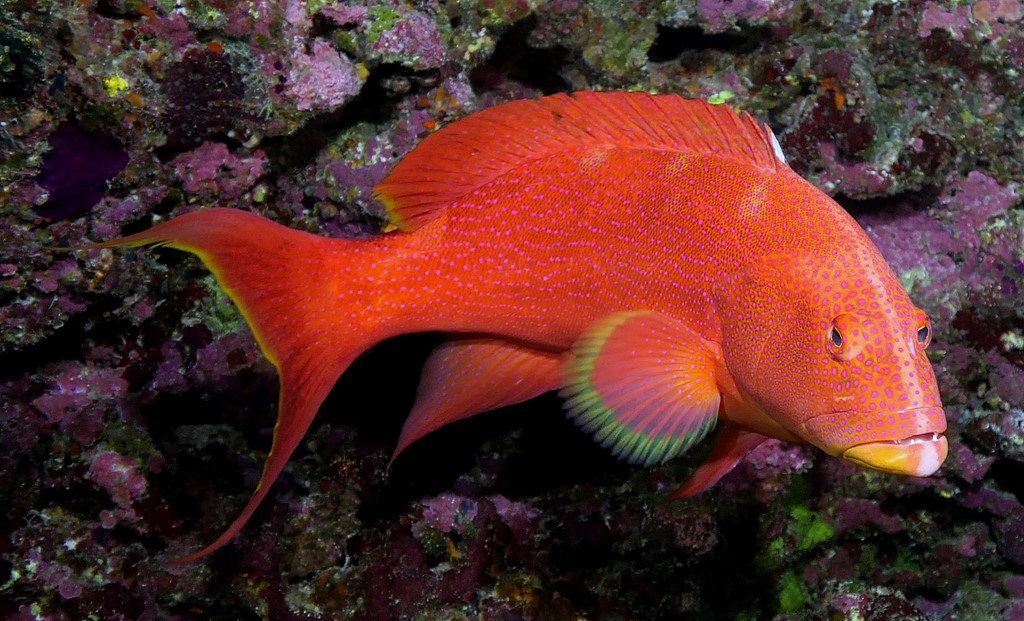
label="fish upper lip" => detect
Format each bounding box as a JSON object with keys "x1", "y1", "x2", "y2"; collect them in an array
[
  {"x1": 807, "y1": 405, "x2": 947, "y2": 430},
  {"x1": 848, "y1": 431, "x2": 944, "y2": 448},
  {"x1": 804, "y1": 405, "x2": 946, "y2": 454}
]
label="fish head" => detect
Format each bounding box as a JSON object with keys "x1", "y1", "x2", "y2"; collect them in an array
[{"x1": 714, "y1": 250, "x2": 947, "y2": 477}]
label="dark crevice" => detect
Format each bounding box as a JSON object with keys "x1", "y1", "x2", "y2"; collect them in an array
[
  {"x1": 989, "y1": 458, "x2": 1024, "y2": 505},
  {"x1": 648, "y1": 25, "x2": 769, "y2": 63},
  {"x1": 259, "y1": 107, "x2": 349, "y2": 172},
  {"x1": 832, "y1": 191, "x2": 933, "y2": 218},
  {"x1": 260, "y1": 63, "x2": 432, "y2": 175},
  {"x1": 0, "y1": 296, "x2": 126, "y2": 382},
  {"x1": 154, "y1": 47, "x2": 248, "y2": 159},
  {"x1": 878, "y1": 490, "x2": 980, "y2": 525},
  {"x1": 350, "y1": 63, "x2": 434, "y2": 124},
  {"x1": 94, "y1": 0, "x2": 143, "y2": 20},
  {"x1": 116, "y1": 191, "x2": 186, "y2": 233},
  {"x1": 952, "y1": 309, "x2": 1024, "y2": 365},
  {"x1": 470, "y1": 17, "x2": 571, "y2": 95},
  {"x1": 704, "y1": 511, "x2": 771, "y2": 614},
  {"x1": 0, "y1": 13, "x2": 45, "y2": 99},
  {"x1": 310, "y1": 11, "x2": 348, "y2": 39}
]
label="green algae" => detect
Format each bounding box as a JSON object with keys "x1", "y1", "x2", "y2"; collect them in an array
[
  {"x1": 179, "y1": 273, "x2": 246, "y2": 338},
  {"x1": 777, "y1": 570, "x2": 809, "y2": 613},
  {"x1": 365, "y1": 6, "x2": 404, "y2": 47},
  {"x1": 900, "y1": 266, "x2": 932, "y2": 296},
  {"x1": 781, "y1": 480, "x2": 836, "y2": 554},
  {"x1": 791, "y1": 503, "x2": 835, "y2": 551}
]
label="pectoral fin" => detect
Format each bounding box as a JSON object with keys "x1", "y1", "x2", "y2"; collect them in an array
[{"x1": 560, "y1": 311, "x2": 722, "y2": 467}]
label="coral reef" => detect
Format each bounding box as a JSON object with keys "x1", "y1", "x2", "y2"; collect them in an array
[{"x1": 1, "y1": 0, "x2": 1022, "y2": 619}]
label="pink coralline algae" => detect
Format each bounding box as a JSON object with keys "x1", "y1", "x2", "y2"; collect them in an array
[
  {"x1": 32, "y1": 258, "x2": 79, "y2": 295},
  {"x1": 170, "y1": 141, "x2": 268, "y2": 202},
  {"x1": 829, "y1": 588, "x2": 930, "y2": 621},
  {"x1": 919, "y1": 3, "x2": 974, "y2": 40},
  {"x1": 370, "y1": 10, "x2": 446, "y2": 70},
  {"x1": 816, "y1": 142, "x2": 893, "y2": 196},
  {"x1": 314, "y1": 103, "x2": 444, "y2": 215},
  {"x1": 286, "y1": 39, "x2": 365, "y2": 113},
  {"x1": 318, "y1": 6, "x2": 369, "y2": 27},
  {"x1": 996, "y1": 510, "x2": 1024, "y2": 567},
  {"x1": 697, "y1": 0, "x2": 797, "y2": 33},
  {"x1": 950, "y1": 442, "x2": 995, "y2": 483},
  {"x1": 86, "y1": 197, "x2": 150, "y2": 241},
  {"x1": 490, "y1": 494, "x2": 541, "y2": 539},
  {"x1": 938, "y1": 172, "x2": 1022, "y2": 308},
  {"x1": 982, "y1": 350, "x2": 1024, "y2": 411},
  {"x1": 135, "y1": 6, "x2": 195, "y2": 50},
  {"x1": 30, "y1": 362, "x2": 129, "y2": 445},
  {"x1": 858, "y1": 206, "x2": 962, "y2": 323},
  {"x1": 940, "y1": 171, "x2": 1020, "y2": 235},
  {"x1": 858, "y1": 172, "x2": 1021, "y2": 326},
  {"x1": 87, "y1": 450, "x2": 148, "y2": 528},
  {"x1": 413, "y1": 492, "x2": 479, "y2": 538},
  {"x1": 831, "y1": 499, "x2": 904, "y2": 536},
  {"x1": 919, "y1": 0, "x2": 1024, "y2": 48},
  {"x1": 719, "y1": 438, "x2": 814, "y2": 496},
  {"x1": 973, "y1": 0, "x2": 1024, "y2": 26},
  {"x1": 190, "y1": 331, "x2": 262, "y2": 388}
]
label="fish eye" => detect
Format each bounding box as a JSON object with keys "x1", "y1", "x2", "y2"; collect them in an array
[
  {"x1": 917, "y1": 321, "x2": 931, "y2": 348},
  {"x1": 826, "y1": 314, "x2": 862, "y2": 361},
  {"x1": 826, "y1": 320, "x2": 845, "y2": 359},
  {"x1": 830, "y1": 327, "x2": 844, "y2": 348}
]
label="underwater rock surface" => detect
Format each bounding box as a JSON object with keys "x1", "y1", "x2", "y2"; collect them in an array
[{"x1": 1, "y1": 0, "x2": 1022, "y2": 619}]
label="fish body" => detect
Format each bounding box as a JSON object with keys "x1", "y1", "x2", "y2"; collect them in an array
[{"x1": 94, "y1": 92, "x2": 947, "y2": 561}]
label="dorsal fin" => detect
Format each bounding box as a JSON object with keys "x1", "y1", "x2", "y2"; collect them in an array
[{"x1": 373, "y1": 91, "x2": 785, "y2": 232}]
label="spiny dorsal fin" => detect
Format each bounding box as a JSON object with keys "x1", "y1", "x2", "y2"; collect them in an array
[{"x1": 374, "y1": 91, "x2": 785, "y2": 232}]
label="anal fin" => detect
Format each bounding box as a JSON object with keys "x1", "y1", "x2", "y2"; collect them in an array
[{"x1": 393, "y1": 338, "x2": 563, "y2": 460}]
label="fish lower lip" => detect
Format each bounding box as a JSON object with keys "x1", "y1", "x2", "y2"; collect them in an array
[{"x1": 842, "y1": 433, "x2": 948, "y2": 477}]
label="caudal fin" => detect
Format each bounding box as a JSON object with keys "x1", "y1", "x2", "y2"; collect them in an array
[{"x1": 93, "y1": 208, "x2": 376, "y2": 562}]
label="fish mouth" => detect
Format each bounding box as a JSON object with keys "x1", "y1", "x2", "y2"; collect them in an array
[{"x1": 841, "y1": 432, "x2": 948, "y2": 477}]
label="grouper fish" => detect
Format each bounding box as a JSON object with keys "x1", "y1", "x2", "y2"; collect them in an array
[{"x1": 88, "y1": 91, "x2": 948, "y2": 561}]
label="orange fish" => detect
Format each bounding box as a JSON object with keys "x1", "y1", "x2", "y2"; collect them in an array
[{"x1": 91, "y1": 92, "x2": 947, "y2": 561}]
